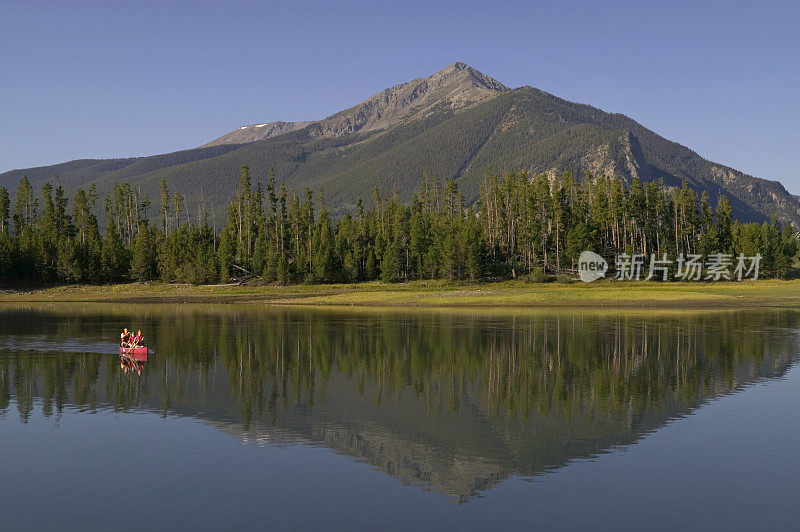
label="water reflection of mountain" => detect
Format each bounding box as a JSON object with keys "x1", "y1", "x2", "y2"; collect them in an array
[{"x1": 1, "y1": 305, "x2": 797, "y2": 499}]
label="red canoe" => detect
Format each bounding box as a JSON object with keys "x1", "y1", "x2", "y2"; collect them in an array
[{"x1": 120, "y1": 346, "x2": 148, "y2": 361}]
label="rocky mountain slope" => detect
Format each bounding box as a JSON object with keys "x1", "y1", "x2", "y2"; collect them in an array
[{"x1": 202, "y1": 62, "x2": 507, "y2": 147}]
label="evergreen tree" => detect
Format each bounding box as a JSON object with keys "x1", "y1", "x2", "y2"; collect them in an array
[
  {"x1": 0, "y1": 229, "x2": 11, "y2": 283},
  {"x1": 160, "y1": 177, "x2": 171, "y2": 236},
  {"x1": 365, "y1": 248, "x2": 377, "y2": 280},
  {"x1": 276, "y1": 253, "x2": 290, "y2": 285},
  {"x1": 381, "y1": 239, "x2": 400, "y2": 282},
  {"x1": 39, "y1": 183, "x2": 59, "y2": 280},
  {"x1": 716, "y1": 196, "x2": 734, "y2": 254},
  {"x1": 132, "y1": 222, "x2": 157, "y2": 281},
  {"x1": 13, "y1": 176, "x2": 36, "y2": 234},
  {"x1": 697, "y1": 191, "x2": 717, "y2": 256},
  {"x1": 0, "y1": 187, "x2": 10, "y2": 234},
  {"x1": 565, "y1": 222, "x2": 590, "y2": 270},
  {"x1": 72, "y1": 187, "x2": 102, "y2": 282},
  {"x1": 101, "y1": 217, "x2": 128, "y2": 282},
  {"x1": 311, "y1": 206, "x2": 335, "y2": 282},
  {"x1": 780, "y1": 223, "x2": 798, "y2": 279}
]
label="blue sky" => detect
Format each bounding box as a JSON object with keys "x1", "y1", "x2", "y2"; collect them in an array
[{"x1": 2, "y1": 0, "x2": 798, "y2": 190}]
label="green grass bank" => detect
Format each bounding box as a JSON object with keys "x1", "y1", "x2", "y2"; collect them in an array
[{"x1": 3, "y1": 279, "x2": 800, "y2": 308}]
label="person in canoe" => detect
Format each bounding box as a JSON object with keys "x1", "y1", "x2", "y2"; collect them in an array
[
  {"x1": 120, "y1": 328, "x2": 131, "y2": 347},
  {"x1": 133, "y1": 330, "x2": 144, "y2": 347}
]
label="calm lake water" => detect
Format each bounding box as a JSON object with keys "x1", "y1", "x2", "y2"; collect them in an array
[{"x1": 1, "y1": 304, "x2": 798, "y2": 530}]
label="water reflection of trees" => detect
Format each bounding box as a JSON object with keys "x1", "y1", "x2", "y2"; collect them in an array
[
  {"x1": 213, "y1": 311, "x2": 789, "y2": 426},
  {"x1": 1, "y1": 308, "x2": 795, "y2": 428}
]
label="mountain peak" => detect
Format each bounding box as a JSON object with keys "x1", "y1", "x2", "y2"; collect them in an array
[
  {"x1": 203, "y1": 62, "x2": 508, "y2": 146},
  {"x1": 430, "y1": 62, "x2": 508, "y2": 92}
]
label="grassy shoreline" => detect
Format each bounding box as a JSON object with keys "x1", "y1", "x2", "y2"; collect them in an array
[{"x1": 2, "y1": 279, "x2": 800, "y2": 308}]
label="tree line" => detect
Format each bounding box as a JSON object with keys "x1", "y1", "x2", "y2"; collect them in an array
[{"x1": 0, "y1": 166, "x2": 797, "y2": 286}]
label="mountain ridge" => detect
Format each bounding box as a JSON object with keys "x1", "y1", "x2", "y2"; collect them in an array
[{"x1": 2, "y1": 62, "x2": 798, "y2": 225}]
